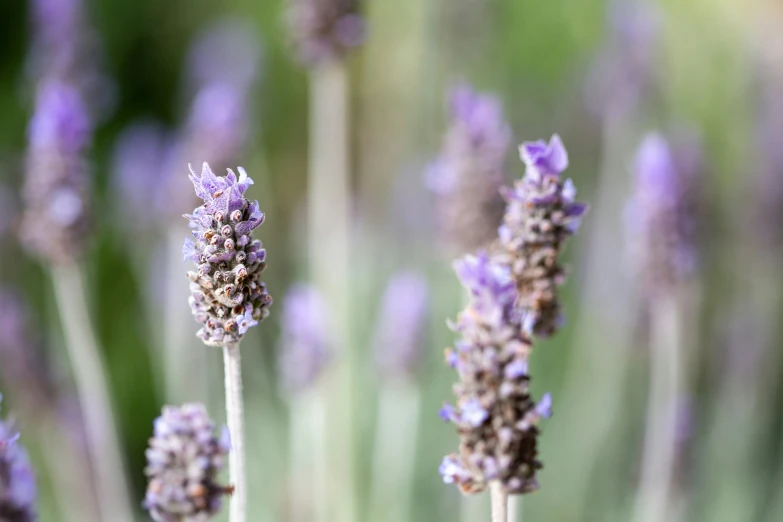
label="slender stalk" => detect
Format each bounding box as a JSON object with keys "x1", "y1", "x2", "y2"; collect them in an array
[
  {"x1": 290, "y1": 390, "x2": 327, "y2": 522},
  {"x1": 369, "y1": 379, "x2": 421, "y2": 522},
  {"x1": 507, "y1": 496, "x2": 520, "y2": 522},
  {"x1": 490, "y1": 481, "x2": 508, "y2": 522},
  {"x1": 632, "y1": 294, "x2": 683, "y2": 522},
  {"x1": 50, "y1": 262, "x2": 135, "y2": 522},
  {"x1": 223, "y1": 342, "x2": 246, "y2": 522},
  {"x1": 308, "y1": 60, "x2": 355, "y2": 522}
]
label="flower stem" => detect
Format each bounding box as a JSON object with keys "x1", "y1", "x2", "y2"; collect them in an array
[
  {"x1": 508, "y1": 496, "x2": 520, "y2": 522},
  {"x1": 50, "y1": 262, "x2": 135, "y2": 522},
  {"x1": 632, "y1": 294, "x2": 683, "y2": 522},
  {"x1": 223, "y1": 342, "x2": 246, "y2": 522},
  {"x1": 490, "y1": 481, "x2": 508, "y2": 522}
]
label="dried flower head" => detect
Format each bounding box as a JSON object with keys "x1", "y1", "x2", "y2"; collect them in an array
[
  {"x1": 287, "y1": 0, "x2": 365, "y2": 66},
  {"x1": 492, "y1": 135, "x2": 588, "y2": 337},
  {"x1": 626, "y1": 133, "x2": 699, "y2": 296},
  {"x1": 144, "y1": 403, "x2": 231, "y2": 522},
  {"x1": 184, "y1": 163, "x2": 272, "y2": 347},
  {"x1": 278, "y1": 284, "x2": 332, "y2": 394},
  {"x1": 372, "y1": 272, "x2": 430, "y2": 379},
  {"x1": 21, "y1": 80, "x2": 92, "y2": 264},
  {"x1": 439, "y1": 253, "x2": 551, "y2": 495},
  {"x1": 427, "y1": 84, "x2": 511, "y2": 255},
  {"x1": 0, "y1": 395, "x2": 38, "y2": 522}
]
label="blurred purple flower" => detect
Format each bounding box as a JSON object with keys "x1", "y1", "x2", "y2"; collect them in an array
[
  {"x1": 440, "y1": 252, "x2": 550, "y2": 495},
  {"x1": 372, "y1": 272, "x2": 429, "y2": 379},
  {"x1": 493, "y1": 134, "x2": 588, "y2": 337},
  {"x1": 0, "y1": 395, "x2": 38, "y2": 522},
  {"x1": 428, "y1": 84, "x2": 511, "y2": 255},
  {"x1": 21, "y1": 80, "x2": 92, "y2": 264},
  {"x1": 626, "y1": 132, "x2": 701, "y2": 297},
  {"x1": 184, "y1": 163, "x2": 272, "y2": 347},
  {"x1": 144, "y1": 403, "x2": 231, "y2": 522},
  {"x1": 287, "y1": 0, "x2": 365, "y2": 66},
  {"x1": 278, "y1": 284, "x2": 332, "y2": 394},
  {"x1": 751, "y1": 80, "x2": 783, "y2": 249}
]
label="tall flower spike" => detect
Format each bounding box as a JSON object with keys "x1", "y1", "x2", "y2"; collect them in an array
[
  {"x1": 372, "y1": 272, "x2": 430, "y2": 379},
  {"x1": 183, "y1": 163, "x2": 272, "y2": 347},
  {"x1": 428, "y1": 84, "x2": 511, "y2": 255},
  {"x1": 144, "y1": 403, "x2": 231, "y2": 522},
  {"x1": 278, "y1": 284, "x2": 332, "y2": 393},
  {"x1": 493, "y1": 135, "x2": 588, "y2": 337},
  {"x1": 21, "y1": 80, "x2": 92, "y2": 264},
  {"x1": 0, "y1": 395, "x2": 38, "y2": 522},
  {"x1": 625, "y1": 133, "x2": 700, "y2": 297},
  {"x1": 287, "y1": 0, "x2": 365, "y2": 66},
  {"x1": 439, "y1": 253, "x2": 551, "y2": 495}
]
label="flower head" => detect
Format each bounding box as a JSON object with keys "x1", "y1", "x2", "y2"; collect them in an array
[
  {"x1": 440, "y1": 252, "x2": 551, "y2": 495},
  {"x1": 184, "y1": 163, "x2": 272, "y2": 347},
  {"x1": 625, "y1": 132, "x2": 701, "y2": 296},
  {"x1": 21, "y1": 80, "x2": 92, "y2": 264},
  {"x1": 287, "y1": 0, "x2": 365, "y2": 66},
  {"x1": 0, "y1": 395, "x2": 38, "y2": 522},
  {"x1": 372, "y1": 272, "x2": 430, "y2": 378},
  {"x1": 278, "y1": 284, "x2": 332, "y2": 393},
  {"x1": 144, "y1": 403, "x2": 231, "y2": 522},
  {"x1": 492, "y1": 134, "x2": 588, "y2": 337},
  {"x1": 427, "y1": 84, "x2": 511, "y2": 254}
]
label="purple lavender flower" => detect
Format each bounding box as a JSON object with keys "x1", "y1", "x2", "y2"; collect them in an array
[
  {"x1": 144, "y1": 403, "x2": 231, "y2": 522},
  {"x1": 0, "y1": 395, "x2": 38, "y2": 522},
  {"x1": 625, "y1": 133, "x2": 700, "y2": 296},
  {"x1": 184, "y1": 163, "x2": 272, "y2": 347},
  {"x1": 492, "y1": 135, "x2": 588, "y2": 337},
  {"x1": 372, "y1": 272, "x2": 430, "y2": 379},
  {"x1": 440, "y1": 253, "x2": 551, "y2": 495},
  {"x1": 428, "y1": 84, "x2": 511, "y2": 255},
  {"x1": 287, "y1": 0, "x2": 365, "y2": 66},
  {"x1": 278, "y1": 284, "x2": 332, "y2": 393},
  {"x1": 21, "y1": 80, "x2": 92, "y2": 264}
]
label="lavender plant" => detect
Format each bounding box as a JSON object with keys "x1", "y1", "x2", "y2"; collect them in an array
[
  {"x1": 0, "y1": 395, "x2": 37, "y2": 522},
  {"x1": 184, "y1": 163, "x2": 271, "y2": 522},
  {"x1": 493, "y1": 135, "x2": 588, "y2": 337},
  {"x1": 144, "y1": 403, "x2": 232, "y2": 522},
  {"x1": 439, "y1": 253, "x2": 552, "y2": 496},
  {"x1": 21, "y1": 81, "x2": 91, "y2": 264},
  {"x1": 287, "y1": 0, "x2": 365, "y2": 66},
  {"x1": 428, "y1": 85, "x2": 511, "y2": 255}
]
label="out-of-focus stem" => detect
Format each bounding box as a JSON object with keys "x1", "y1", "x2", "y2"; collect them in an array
[
  {"x1": 308, "y1": 60, "x2": 355, "y2": 522},
  {"x1": 490, "y1": 481, "x2": 508, "y2": 522},
  {"x1": 223, "y1": 342, "x2": 246, "y2": 522},
  {"x1": 632, "y1": 294, "x2": 683, "y2": 522},
  {"x1": 369, "y1": 379, "x2": 421, "y2": 522},
  {"x1": 50, "y1": 262, "x2": 135, "y2": 522},
  {"x1": 289, "y1": 390, "x2": 327, "y2": 522},
  {"x1": 508, "y1": 496, "x2": 520, "y2": 522}
]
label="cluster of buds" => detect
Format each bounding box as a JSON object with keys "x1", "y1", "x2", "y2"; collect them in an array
[
  {"x1": 492, "y1": 135, "x2": 588, "y2": 337},
  {"x1": 428, "y1": 85, "x2": 511, "y2": 255},
  {"x1": 438, "y1": 253, "x2": 552, "y2": 495},
  {"x1": 21, "y1": 81, "x2": 92, "y2": 264},
  {"x1": 0, "y1": 396, "x2": 38, "y2": 522},
  {"x1": 278, "y1": 284, "x2": 333, "y2": 394},
  {"x1": 287, "y1": 0, "x2": 365, "y2": 66},
  {"x1": 144, "y1": 403, "x2": 231, "y2": 521},
  {"x1": 183, "y1": 163, "x2": 272, "y2": 347}
]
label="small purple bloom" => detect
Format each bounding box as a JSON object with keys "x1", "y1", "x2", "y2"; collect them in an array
[
  {"x1": 535, "y1": 393, "x2": 553, "y2": 419},
  {"x1": 504, "y1": 358, "x2": 528, "y2": 380},
  {"x1": 0, "y1": 395, "x2": 38, "y2": 522},
  {"x1": 460, "y1": 398, "x2": 489, "y2": 427},
  {"x1": 439, "y1": 403, "x2": 455, "y2": 423},
  {"x1": 519, "y1": 134, "x2": 569, "y2": 178}
]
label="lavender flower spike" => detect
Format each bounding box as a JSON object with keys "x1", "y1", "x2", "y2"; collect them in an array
[
  {"x1": 144, "y1": 403, "x2": 232, "y2": 522},
  {"x1": 287, "y1": 0, "x2": 365, "y2": 66},
  {"x1": 21, "y1": 80, "x2": 92, "y2": 264},
  {"x1": 625, "y1": 133, "x2": 699, "y2": 296},
  {"x1": 373, "y1": 272, "x2": 430, "y2": 379},
  {"x1": 183, "y1": 163, "x2": 272, "y2": 347},
  {"x1": 493, "y1": 134, "x2": 588, "y2": 337},
  {"x1": 278, "y1": 284, "x2": 332, "y2": 393},
  {"x1": 440, "y1": 253, "x2": 551, "y2": 495},
  {"x1": 428, "y1": 84, "x2": 512, "y2": 255},
  {"x1": 0, "y1": 395, "x2": 38, "y2": 522}
]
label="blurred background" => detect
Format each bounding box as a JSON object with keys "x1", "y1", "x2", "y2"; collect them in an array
[{"x1": 1, "y1": 0, "x2": 782, "y2": 521}]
